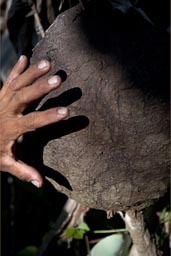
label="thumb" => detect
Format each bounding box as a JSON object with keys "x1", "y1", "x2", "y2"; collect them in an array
[{"x1": 8, "y1": 159, "x2": 43, "y2": 188}]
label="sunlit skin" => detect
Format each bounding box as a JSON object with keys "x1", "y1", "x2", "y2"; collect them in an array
[{"x1": 0, "y1": 55, "x2": 69, "y2": 187}]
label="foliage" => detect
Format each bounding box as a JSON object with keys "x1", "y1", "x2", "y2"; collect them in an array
[
  {"x1": 155, "y1": 205, "x2": 171, "y2": 250},
  {"x1": 159, "y1": 206, "x2": 171, "y2": 224},
  {"x1": 65, "y1": 222, "x2": 90, "y2": 239}
]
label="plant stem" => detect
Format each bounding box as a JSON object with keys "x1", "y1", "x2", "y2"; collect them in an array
[{"x1": 93, "y1": 228, "x2": 126, "y2": 234}]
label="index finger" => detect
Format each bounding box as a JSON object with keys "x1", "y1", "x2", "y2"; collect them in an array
[{"x1": 1, "y1": 55, "x2": 28, "y2": 94}]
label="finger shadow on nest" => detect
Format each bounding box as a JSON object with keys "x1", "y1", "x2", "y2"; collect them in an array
[{"x1": 16, "y1": 87, "x2": 89, "y2": 191}]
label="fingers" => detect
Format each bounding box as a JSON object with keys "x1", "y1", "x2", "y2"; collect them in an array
[
  {"x1": 1, "y1": 57, "x2": 52, "y2": 111},
  {"x1": 10, "y1": 75, "x2": 62, "y2": 113},
  {"x1": 10, "y1": 59, "x2": 50, "y2": 91},
  {"x1": 2, "y1": 57, "x2": 51, "y2": 102},
  {"x1": 13, "y1": 160, "x2": 43, "y2": 187},
  {"x1": 0, "y1": 56, "x2": 69, "y2": 188},
  {"x1": 1, "y1": 155, "x2": 43, "y2": 187},
  {"x1": 2, "y1": 56, "x2": 28, "y2": 93},
  {"x1": 18, "y1": 107, "x2": 69, "y2": 133},
  {"x1": 7, "y1": 55, "x2": 28, "y2": 82}
]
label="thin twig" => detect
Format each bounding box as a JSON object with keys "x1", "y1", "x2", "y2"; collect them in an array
[
  {"x1": 85, "y1": 235, "x2": 91, "y2": 256},
  {"x1": 93, "y1": 228, "x2": 127, "y2": 234},
  {"x1": 31, "y1": 3, "x2": 45, "y2": 38}
]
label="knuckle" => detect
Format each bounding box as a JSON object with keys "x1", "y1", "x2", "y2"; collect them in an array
[
  {"x1": 29, "y1": 63, "x2": 43, "y2": 76},
  {"x1": 15, "y1": 88, "x2": 27, "y2": 104},
  {"x1": 17, "y1": 173, "x2": 28, "y2": 182},
  {"x1": 39, "y1": 80, "x2": 48, "y2": 90},
  {"x1": 37, "y1": 81, "x2": 51, "y2": 95},
  {"x1": 27, "y1": 65, "x2": 36, "y2": 76},
  {"x1": 9, "y1": 77, "x2": 20, "y2": 91},
  {"x1": 29, "y1": 113, "x2": 37, "y2": 128},
  {"x1": 23, "y1": 112, "x2": 38, "y2": 130}
]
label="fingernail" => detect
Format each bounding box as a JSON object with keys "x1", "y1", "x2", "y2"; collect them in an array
[
  {"x1": 48, "y1": 76, "x2": 60, "y2": 85},
  {"x1": 31, "y1": 180, "x2": 41, "y2": 188},
  {"x1": 17, "y1": 135, "x2": 23, "y2": 143},
  {"x1": 57, "y1": 107, "x2": 68, "y2": 115},
  {"x1": 18, "y1": 55, "x2": 25, "y2": 62},
  {"x1": 38, "y1": 60, "x2": 48, "y2": 69}
]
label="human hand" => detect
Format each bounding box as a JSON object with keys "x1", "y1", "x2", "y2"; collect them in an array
[{"x1": 0, "y1": 55, "x2": 69, "y2": 187}]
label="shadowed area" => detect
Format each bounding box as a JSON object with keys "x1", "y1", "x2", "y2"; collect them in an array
[
  {"x1": 80, "y1": 0, "x2": 169, "y2": 99},
  {"x1": 39, "y1": 87, "x2": 82, "y2": 110},
  {"x1": 16, "y1": 88, "x2": 89, "y2": 191}
]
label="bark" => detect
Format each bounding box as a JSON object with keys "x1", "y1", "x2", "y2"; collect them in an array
[
  {"x1": 23, "y1": 0, "x2": 170, "y2": 211},
  {"x1": 119, "y1": 210, "x2": 157, "y2": 256}
]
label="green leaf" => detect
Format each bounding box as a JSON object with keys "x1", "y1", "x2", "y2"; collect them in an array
[
  {"x1": 159, "y1": 207, "x2": 167, "y2": 223},
  {"x1": 65, "y1": 223, "x2": 90, "y2": 239},
  {"x1": 65, "y1": 227, "x2": 76, "y2": 238},
  {"x1": 73, "y1": 229, "x2": 85, "y2": 239},
  {"x1": 160, "y1": 212, "x2": 171, "y2": 223},
  {"x1": 78, "y1": 222, "x2": 90, "y2": 232}
]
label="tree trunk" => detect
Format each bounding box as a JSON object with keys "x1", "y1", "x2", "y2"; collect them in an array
[
  {"x1": 119, "y1": 210, "x2": 157, "y2": 256},
  {"x1": 21, "y1": 0, "x2": 169, "y2": 212}
]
